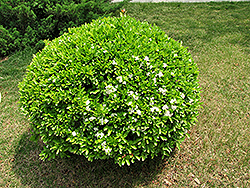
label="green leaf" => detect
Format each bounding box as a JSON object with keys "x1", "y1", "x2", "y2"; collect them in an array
[
  {"x1": 176, "y1": 142, "x2": 181, "y2": 150},
  {"x1": 131, "y1": 145, "x2": 137, "y2": 150},
  {"x1": 126, "y1": 159, "x2": 131, "y2": 166},
  {"x1": 108, "y1": 129, "x2": 112, "y2": 136},
  {"x1": 141, "y1": 155, "x2": 146, "y2": 161}
]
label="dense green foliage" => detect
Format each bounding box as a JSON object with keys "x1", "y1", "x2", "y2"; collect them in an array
[
  {"x1": 0, "y1": 0, "x2": 129, "y2": 57},
  {"x1": 19, "y1": 16, "x2": 201, "y2": 166}
]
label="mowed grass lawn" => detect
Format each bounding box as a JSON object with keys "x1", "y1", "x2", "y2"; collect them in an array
[{"x1": 0, "y1": 1, "x2": 249, "y2": 187}]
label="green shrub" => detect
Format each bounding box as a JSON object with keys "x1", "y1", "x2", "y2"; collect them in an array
[
  {"x1": 19, "y1": 16, "x2": 201, "y2": 166},
  {"x1": 0, "y1": 25, "x2": 13, "y2": 57},
  {"x1": 0, "y1": 0, "x2": 129, "y2": 57}
]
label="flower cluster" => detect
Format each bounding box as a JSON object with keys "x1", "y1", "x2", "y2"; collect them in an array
[
  {"x1": 105, "y1": 84, "x2": 117, "y2": 95},
  {"x1": 128, "y1": 104, "x2": 142, "y2": 116}
]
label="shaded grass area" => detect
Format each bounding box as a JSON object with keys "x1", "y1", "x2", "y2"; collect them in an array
[
  {"x1": 1, "y1": 1, "x2": 250, "y2": 187},
  {"x1": 12, "y1": 131, "x2": 169, "y2": 187}
]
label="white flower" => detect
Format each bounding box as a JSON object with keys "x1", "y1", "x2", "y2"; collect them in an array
[
  {"x1": 136, "y1": 109, "x2": 142, "y2": 115},
  {"x1": 117, "y1": 76, "x2": 123, "y2": 83},
  {"x1": 134, "y1": 56, "x2": 139, "y2": 61},
  {"x1": 111, "y1": 113, "x2": 117, "y2": 117},
  {"x1": 172, "y1": 105, "x2": 177, "y2": 110},
  {"x1": 104, "y1": 147, "x2": 112, "y2": 155},
  {"x1": 91, "y1": 46, "x2": 94, "y2": 49},
  {"x1": 93, "y1": 127, "x2": 98, "y2": 131},
  {"x1": 96, "y1": 132, "x2": 104, "y2": 139},
  {"x1": 162, "y1": 105, "x2": 169, "y2": 110},
  {"x1": 100, "y1": 118, "x2": 104, "y2": 125},
  {"x1": 105, "y1": 85, "x2": 117, "y2": 95},
  {"x1": 114, "y1": 94, "x2": 117, "y2": 98},
  {"x1": 128, "y1": 91, "x2": 134, "y2": 96},
  {"x1": 86, "y1": 100, "x2": 90, "y2": 105},
  {"x1": 164, "y1": 110, "x2": 172, "y2": 117},
  {"x1": 101, "y1": 141, "x2": 106, "y2": 147},
  {"x1": 132, "y1": 94, "x2": 139, "y2": 100},
  {"x1": 158, "y1": 71, "x2": 164, "y2": 77},
  {"x1": 122, "y1": 81, "x2": 126, "y2": 85},
  {"x1": 112, "y1": 60, "x2": 117, "y2": 65},
  {"x1": 100, "y1": 118, "x2": 109, "y2": 125},
  {"x1": 86, "y1": 106, "x2": 91, "y2": 111},
  {"x1": 174, "y1": 54, "x2": 178, "y2": 57},
  {"x1": 103, "y1": 50, "x2": 107, "y2": 53},
  {"x1": 170, "y1": 98, "x2": 176, "y2": 104},
  {"x1": 128, "y1": 108, "x2": 135, "y2": 114},
  {"x1": 129, "y1": 74, "x2": 133, "y2": 79},
  {"x1": 150, "y1": 107, "x2": 160, "y2": 113},
  {"x1": 149, "y1": 101, "x2": 154, "y2": 105},
  {"x1": 128, "y1": 101, "x2": 132, "y2": 106},
  {"x1": 144, "y1": 56, "x2": 149, "y2": 61},
  {"x1": 72, "y1": 131, "x2": 77, "y2": 136},
  {"x1": 159, "y1": 88, "x2": 167, "y2": 95},
  {"x1": 150, "y1": 65, "x2": 153, "y2": 69},
  {"x1": 149, "y1": 38, "x2": 152, "y2": 41},
  {"x1": 149, "y1": 97, "x2": 154, "y2": 105},
  {"x1": 147, "y1": 72, "x2": 150, "y2": 76},
  {"x1": 89, "y1": 117, "x2": 96, "y2": 121},
  {"x1": 180, "y1": 93, "x2": 185, "y2": 99},
  {"x1": 190, "y1": 99, "x2": 194, "y2": 103},
  {"x1": 153, "y1": 77, "x2": 157, "y2": 83},
  {"x1": 171, "y1": 72, "x2": 175, "y2": 76},
  {"x1": 189, "y1": 59, "x2": 192, "y2": 62}
]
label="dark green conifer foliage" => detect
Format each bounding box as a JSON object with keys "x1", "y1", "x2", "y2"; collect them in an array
[{"x1": 0, "y1": 0, "x2": 129, "y2": 57}]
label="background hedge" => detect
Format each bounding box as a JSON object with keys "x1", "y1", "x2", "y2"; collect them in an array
[{"x1": 0, "y1": 0, "x2": 129, "y2": 57}]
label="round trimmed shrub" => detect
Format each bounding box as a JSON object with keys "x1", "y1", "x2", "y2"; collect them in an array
[{"x1": 19, "y1": 16, "x2": 201, "y2": 166}]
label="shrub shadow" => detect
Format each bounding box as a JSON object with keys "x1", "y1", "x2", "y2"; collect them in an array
[{"x1": 13, "y1": 130, "x2": 173, "y2": 188}]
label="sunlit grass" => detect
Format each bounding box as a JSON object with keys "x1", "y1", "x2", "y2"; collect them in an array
[
  {"x1": 125, "y1": 2, "x2": 250, "y2": 187},
  {"x1": 0, "y1": 1, "x2": 249, "y2": 187}
]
